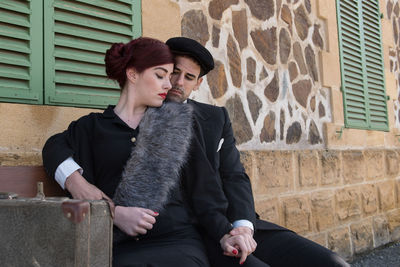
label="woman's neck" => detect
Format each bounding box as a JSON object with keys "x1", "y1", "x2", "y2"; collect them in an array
[{"x1": 114, "y1": 89, "x2": 146, "y2": 129}]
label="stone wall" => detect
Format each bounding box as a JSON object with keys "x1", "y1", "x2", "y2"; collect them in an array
[
  {"x1": 177, "y1": 0, "x2": 331, "y2": 150},
  {"x1": 241, "y1": 149, "x2": 400, "y2": 260}
]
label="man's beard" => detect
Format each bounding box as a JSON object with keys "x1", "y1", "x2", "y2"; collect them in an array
[{"x1": 166, "y1": 86, "x2": 185, "y2": 103}]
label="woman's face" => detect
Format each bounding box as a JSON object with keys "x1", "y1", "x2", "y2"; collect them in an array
[{"x1": 132, "y1": 63, "x2": 174, "y2": 107}]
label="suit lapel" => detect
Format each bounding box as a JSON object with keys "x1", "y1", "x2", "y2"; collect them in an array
[
  {"x1": 188, "y1": 99, "x2": 211, "y2": 121},
  {"x1": 187, "y1": 99, "x2": 221, "y2": 171}
]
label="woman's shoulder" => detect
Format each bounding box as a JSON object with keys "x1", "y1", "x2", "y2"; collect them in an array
[
  {"x1": 74, "y1": 111, "x2": 103, "y2": 123},
  {"x1": 66, "y1": 110, "x2": 106, "y2": 132}
]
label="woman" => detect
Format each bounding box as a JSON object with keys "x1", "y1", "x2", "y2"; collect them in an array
[{"x1": 43, "y1": 37, "x2": 235, "y2": 267}]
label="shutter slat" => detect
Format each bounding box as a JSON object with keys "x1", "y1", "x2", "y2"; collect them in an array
[
  {"x1": 54, "y1": 0, "x2": 133, "y2": 25},
  {"x1": 55, "y1": 35, "x2": 108, "y2": 53},
  {"x1": 74, "y1": 0, "x2": 133, "y2": 15},
  {"x1": 0, "y1": 14, "x2": 30, "y2": 28},
  {"x1": 0, "y1": 40, "x2": 30, "y2": 53},
  {"x1": 342, "y1": 57, "x2": 363, "y2": 70},
  {"x1": 0, "y1": 2, "x2": 29, "y2": 14},
  {"x1": 54, "y1": 23, "x2": 130, "y2": 44},
  {"x1": 55, "y1": 60, "x2": 105, "y2": 76},
  {"x1": 340, "y1": 11, "x2": 360, "y2": 25},
  {"x1": 342, "y1": 37, "x2": 361, "y2": 48},
  {"x1": 0, "y1": 70, "x2": 29, "y2": 80},
  {"x1": 365, "y1": 64, "x2": 384, "y2": 74},
  {"x1": 55, "y1": 84, "x2": 120, "y2": 96},
  {"x1": 346, "y1": 91, "x2": 365, "y2": 99},
  {"x1": 54, "y1": 48, "x2": 104, "y2": 64},
  {"x1": 55, "y1": 74, "x2": 117, "y2": 89},
  {"x1": 0, "y1": 25, "x2": 30, "y2": 41},
  {"x1": 343, "y1": 77, "x2": 364, "y2": 87},
  {"x1": 0, "y1": 54, "x2": 30, "y2": 67},
  {"x1": 347, "y1": 113, "x2": 367, "y2": 120},
  {"x1": 54, "y1": 12, "x2": 133, "y2": 36},
  {"x1": 0, "y1": 79, "x2": 29, "y2": 90}
]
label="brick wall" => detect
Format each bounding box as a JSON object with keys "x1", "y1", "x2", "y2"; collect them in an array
[{"x1": 242, "y1": 149, "x2": 400, "y2": 260}]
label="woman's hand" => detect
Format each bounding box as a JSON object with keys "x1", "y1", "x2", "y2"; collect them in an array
[
  {"x1": 219, "y1": 230, "x2": 257, "y2": 264},
  {"x1": 65, "y1": 171, "x2": 109, "y2": 200},
  {"x1": 113, "y1": 206, "x2": 159, "y2": 236}
]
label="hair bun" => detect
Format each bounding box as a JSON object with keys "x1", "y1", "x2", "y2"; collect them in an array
[
  {"x1": 105, "y1": 43, "x2": 127, "y2": 80},
  {"x1": 103, "y1": 37, "x2": 173, "y2": 88}
]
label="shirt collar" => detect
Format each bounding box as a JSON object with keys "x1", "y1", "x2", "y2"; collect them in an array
[
  {"x1": 102, "y1": 105, "x2": 139, "y2": 131},
  {"x1": 102, "y1": 105, "x2": 116, "y2": 118}
]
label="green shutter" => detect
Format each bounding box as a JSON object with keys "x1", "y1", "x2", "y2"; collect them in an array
[
  {"x1": 0, "y1": 0, "x2": 43, "y2": 104},
  {"x1": 361, "y1": 0, "x2": 388, "y2": 131},
  {"x1": 336, "y1": 0, "x2": 388, "y2": 131},
  {"x1": 44, "y1": 0, "x2": 142, "y2": 108}
]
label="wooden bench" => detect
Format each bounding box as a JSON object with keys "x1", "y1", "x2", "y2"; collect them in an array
[{"x1": 0, "y1": 166, "x2": 66, "y2": 197}]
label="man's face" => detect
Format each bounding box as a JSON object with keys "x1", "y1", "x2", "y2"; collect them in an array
[{"x1": 166, "y1": 55, "x2": 203, "y2": 103}]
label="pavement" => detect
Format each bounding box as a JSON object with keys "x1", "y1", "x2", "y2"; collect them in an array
[{"x1": 350, "y1": 242, "x2": 400, "y2": 266}]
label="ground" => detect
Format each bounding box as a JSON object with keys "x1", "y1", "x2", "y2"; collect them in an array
[{"x1": 350, "y1": 242, "x2": 400, "y2": 266}]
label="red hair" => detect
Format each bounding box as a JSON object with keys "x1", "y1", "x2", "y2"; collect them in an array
[{"x1": 105, "y1": 37, "x2": 174, "y2": 88}]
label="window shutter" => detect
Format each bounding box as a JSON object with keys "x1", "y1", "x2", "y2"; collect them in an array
[
  {"x1": 0, "y1": 0, "x2": 43, "y2": 104},
  {"x1": 44, "y1": 0, "x2": 142, "y2": 108},
  {"x1": 336, "y1": 0, "x2": 388, "y2": 131},
  {"x1": 361, "y1": 0, "x2": 388, "y2": 131}
]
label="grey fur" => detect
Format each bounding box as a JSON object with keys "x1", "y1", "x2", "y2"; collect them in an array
[{"x1": 113, "y1": 101, "x2": 193, "y2": 211}]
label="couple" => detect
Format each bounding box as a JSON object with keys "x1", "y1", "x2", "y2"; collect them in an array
[{"x1": 43, "y1": 37, "x2": 348, "y2": 267}]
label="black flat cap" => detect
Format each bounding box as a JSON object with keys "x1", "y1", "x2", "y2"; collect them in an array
[{"x1": 166, "y1": 37, "x2": 214, "y2": 76}]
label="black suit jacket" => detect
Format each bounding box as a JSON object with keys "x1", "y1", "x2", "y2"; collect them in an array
[{"x1": 188, "y1": 99, "x2": 286, "y2": 231}]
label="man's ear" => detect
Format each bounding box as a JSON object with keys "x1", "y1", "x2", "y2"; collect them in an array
[
  {"x1": 193, "y1": 77, "x2": 203, "y2": 91},
  {"x1": 126, "y1": 68, "x2": 137, "y2": 83}
]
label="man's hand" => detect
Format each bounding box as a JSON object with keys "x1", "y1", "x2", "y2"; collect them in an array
[
  {"x1": 114, "y1": 206, "x2": 159, "y2": 236},
  {"x1": 220, "y1": 231, "x2": 257, "y2": 264},
  {"x1": 65, "y1": 171, "x2": 110, "y2": 200}
]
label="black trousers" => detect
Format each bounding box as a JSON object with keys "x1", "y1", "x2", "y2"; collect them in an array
[
  {"x1": 205, "y1": 230, "x2": 349, "y2": 267},
  {"x1": 113, "y1": 235, "x2": 210, "y2": 267}
]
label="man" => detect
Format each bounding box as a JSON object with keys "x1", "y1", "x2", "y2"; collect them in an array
[
  {"x1": 43, "y1": 37, "x2": 349, "y2": 266},
  {"x1": 164, "y1": 37, "x2": 349, "y2": 267}
]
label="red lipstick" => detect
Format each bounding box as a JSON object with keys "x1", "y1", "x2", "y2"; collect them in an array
[{"x1": 159, "y1": 93, "x2": 167, "y2": 99}]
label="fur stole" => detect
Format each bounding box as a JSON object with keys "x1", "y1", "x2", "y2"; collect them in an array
[{"x1": 113, "y1": 101, "x2": 193, "y2": 213}]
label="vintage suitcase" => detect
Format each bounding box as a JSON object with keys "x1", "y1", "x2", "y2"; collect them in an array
[{"x1": 0, "y1": 190, "x2": 113, "y2": 267}]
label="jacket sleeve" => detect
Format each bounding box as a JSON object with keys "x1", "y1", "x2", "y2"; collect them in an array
[
  {"x1": 219, "y1": 107, "x2": 257, "y2": 226},
  {"x1": 42, "y1": 116, "x2": 94, "y2": 183},
  {"x1": 183, "y1": 118, "x2": 233, "y2": 242},
  {"x1": 42, "y1": 131, "x2": 74, "y2": 180}
]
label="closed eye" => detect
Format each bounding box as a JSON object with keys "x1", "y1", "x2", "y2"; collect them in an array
[{"x1": 185, "y1": 75, "x2": 194, "y2": 81}]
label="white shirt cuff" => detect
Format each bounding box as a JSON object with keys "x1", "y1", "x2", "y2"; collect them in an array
[
  {"x1": 55, "y1": 157, "x2": 83, "y2": 189},
  {"x1": 232, "y1": 220, "x2": 254, "y2": 231}
]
